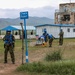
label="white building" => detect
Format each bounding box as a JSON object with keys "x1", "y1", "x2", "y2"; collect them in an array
[
  {"x1": 0, "y1": 25, "x2": 36, "y2": 39},
  {"x1": 35, "y1": 24, "x2": 75, "y2": 38}
]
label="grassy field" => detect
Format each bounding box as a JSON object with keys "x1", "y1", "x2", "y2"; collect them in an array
[{"x1": 0, "y1": 38, "x2": 75, "y2": 75}]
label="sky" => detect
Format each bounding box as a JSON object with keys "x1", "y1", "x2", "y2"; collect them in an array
[
  {"x1": 0, "y1": 0, "x2": 74, "y2": 9},
  {"x1": 0, "y1": 0, "x2": 75, "y2": 18}
]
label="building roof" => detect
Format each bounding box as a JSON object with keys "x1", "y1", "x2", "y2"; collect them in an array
[
  {"x1": 1, "y1": 26, "x2": 18, "y2": 31},
  {"x1": 1, "y1": 25, "x2": 36, "y2": 31},
  {"x1": 12, "y1": 25, "x2": 35, "y2": 30},
  {"x1": 35, "y1": 24, "x2": 75, "y2": 27}
]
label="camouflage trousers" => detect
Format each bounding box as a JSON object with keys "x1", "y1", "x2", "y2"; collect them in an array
[
  {"x1": 4, "y1": 44, "x2": 15, "y2": 63},
  {"x1": 49, "y1": 38, "x2": 53, "y2": 47},
  {"x1": 59, "y1": 38, "x2": 63, "y2": 45}
]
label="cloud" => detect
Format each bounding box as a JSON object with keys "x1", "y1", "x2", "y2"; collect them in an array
[
  {"x1": 28, "y1": 6, "x2": 56, "y2": 19},
  {"x1": 0, "y1": 6, "x2": 56, "y2": 19},
  {"x1": 0, "y1": 0, "x2": 74, "y2": 9},
  {"x1": 0, "y1": 0, "x2": 55, "y2": 9}
]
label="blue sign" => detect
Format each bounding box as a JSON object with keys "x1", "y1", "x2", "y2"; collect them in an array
[{"x1": 20, "y1": 11, "x2": 28, "y2": 19}]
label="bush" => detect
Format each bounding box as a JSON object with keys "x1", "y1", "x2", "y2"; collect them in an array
[
  {"x1": 16, "y1": 60, "x2": 75, "y2": 75},
  {"x1": 16, "y1": 62, "x2": 46, "y2": 73},
  {"x1": 45, "y1": 50, "x2": 62, "y2": 61}
]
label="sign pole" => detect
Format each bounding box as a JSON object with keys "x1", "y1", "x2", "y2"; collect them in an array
[
  {"x1": 24, "y1": 19, "x2": 28, "y2": 63},
  {"x1": 20, "y1": 11, "x2": 29, "y2": 63}
]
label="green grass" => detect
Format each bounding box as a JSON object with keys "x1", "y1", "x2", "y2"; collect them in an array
[
  {"x1": 15, "y1": 38, "x2": 75, "y2": 75},
  {"x1": 1, "y1": 38, "x2": 75, "y2": 75},
  {"x1": 16, "y1": 60, "x2": 75, "y2": 75},
  {"x1": 45, "y1": 50, "x2": 62, "y2": 61},
  {"x1": 0, "y1": 39, "x2": 4, "y2": 53}
]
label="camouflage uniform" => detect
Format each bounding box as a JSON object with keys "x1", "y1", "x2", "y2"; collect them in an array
[
  {"x1": 3, "y1": 30, "x2": 15, "y2": 64},
  {"x1": 48, "y1": 34, "x2": 54, "y2": 47},
  {"x1": 59, "y1": 29, "x2": 64, "y2": 45}
]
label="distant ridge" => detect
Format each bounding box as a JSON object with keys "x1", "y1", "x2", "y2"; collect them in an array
[{"x1": 0, "y1": 17, "x2": 54, "y2": 28}]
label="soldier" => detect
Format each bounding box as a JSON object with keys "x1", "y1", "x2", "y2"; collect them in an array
[
  {"x1": 31, "y1": 30, "x2": 33, "y2": 35},
  {"x1": 48, "y1": 34, "x2": 54, "y2": 47},
  {"x1": 43, "y1": 30, "x2": 48, "y2": 43},
  {"x1": 59, "y1": 29, "x2": 64, "y2": 45},
  {"x1": 38, "y1": 35, "x2": 45, "y2": 44},
  {"x1": 3, "y1": 29, "x2": 15, "y2": 64}
]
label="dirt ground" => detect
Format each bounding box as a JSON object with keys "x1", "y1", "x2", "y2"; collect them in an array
[
  {"x1": 0, "y1": 39, "x2": 75, "y2": 75},
  {"x1": 0, "y1": 41, "x2": 50, "y2": 75}
]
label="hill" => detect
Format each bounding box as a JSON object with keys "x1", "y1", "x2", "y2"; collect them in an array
[{"x1": 0, "y1": 17, "x2": 54, "y2": 28}]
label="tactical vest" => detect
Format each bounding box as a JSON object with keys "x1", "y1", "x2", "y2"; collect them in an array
[
  {"x1": 4, "y1": 34, "x2": 14, "y2": 45},
  {"x1": 48, "y1": 34, "x2": 53, "y2": 39}
]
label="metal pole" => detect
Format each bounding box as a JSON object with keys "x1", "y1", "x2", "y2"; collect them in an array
[
  {"x1": 20, "y1": 22, "x2": 24, "y2": 65},
  {"x1": 24, "y1": 19, "x2": 28, "y2": 63}
]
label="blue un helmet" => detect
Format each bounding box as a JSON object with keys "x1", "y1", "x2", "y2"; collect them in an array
[
  {"x1": 44, "y1": 29, "x2": 47, "y2": 33},
  {"x1": 60, "y1": 29, "x2": 62, "y2": 32},
  {"x1": 6, "y1": 29, "x2": 11, "y2": 34}
]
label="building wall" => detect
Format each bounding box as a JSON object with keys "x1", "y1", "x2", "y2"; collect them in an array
[
  {"x1": 36, "y1": 26, "x2": 48, "y2": 36},
  {"x1": 61, "y1": 26, "x2": 75, "y2": 38},
  {"x1": 0, "y1": 35, "x2": 36, "y2": 39},
  {"x1": 55, "y1": 3, "x2": 75, "y2": 24},
  {"x1": 36, "y1": 26, "x2": 60, "y2": 38},
  {"x1": 47, "y1": 26, "x2": 60, "y2": 38},
  {"x1": 36, "y1": 26, "x2": 75, "y2": 38}
]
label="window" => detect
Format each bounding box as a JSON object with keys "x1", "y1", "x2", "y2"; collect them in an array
[
  {"x1": 73, "y1": 29, "x2": 75, "y2": 32},
  {"x1": 63, "y1": 14, "x2": 70, "y2": 21},
  {"x1": 67, "y1": 28, "x2": 70, "y2": 32}
]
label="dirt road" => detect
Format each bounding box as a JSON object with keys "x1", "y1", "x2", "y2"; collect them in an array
[{"x1": 0, "y1": 41, "x2": 50, "y2": 75}]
